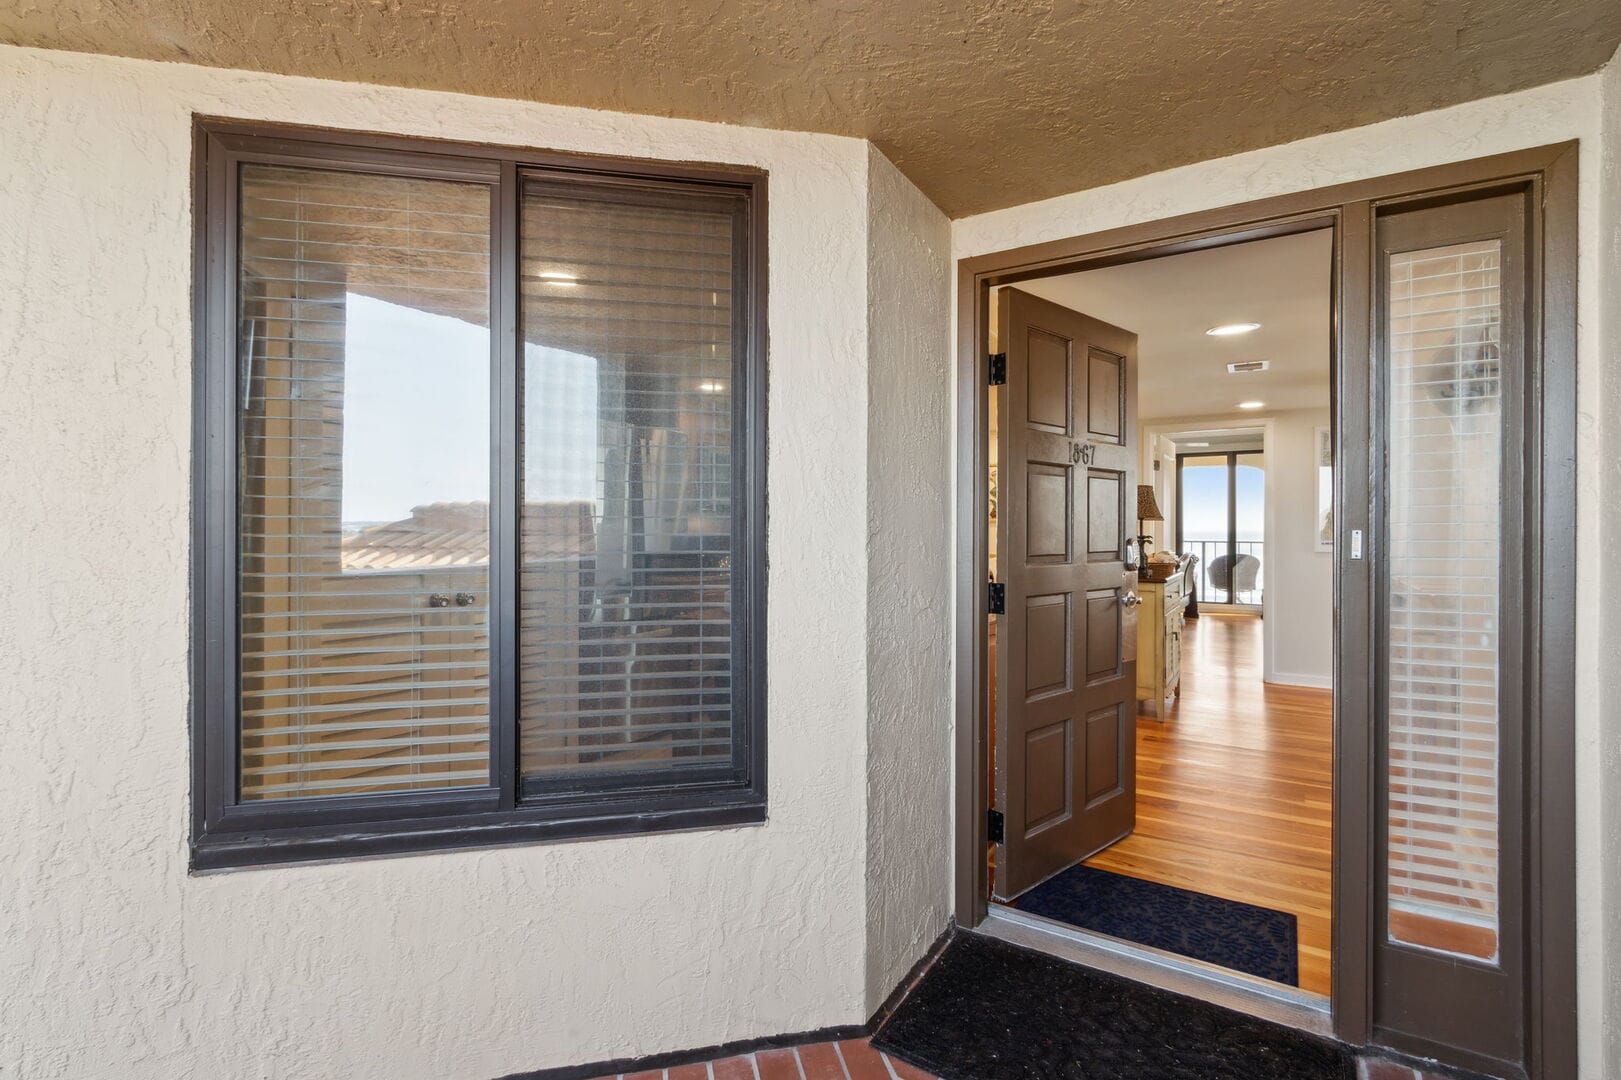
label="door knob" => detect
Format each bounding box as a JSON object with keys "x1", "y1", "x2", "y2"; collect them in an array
[{"x1": 1123, "y1": 593, "x2": 1143, "y2": 607}]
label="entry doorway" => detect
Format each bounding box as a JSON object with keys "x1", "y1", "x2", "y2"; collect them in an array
[
  {"x1": 954, "y1": 144, "x2": 1578, "y2": 1080},
  {"x1": 983, "y1": 230, "x2": 1335, "y2": 999}
]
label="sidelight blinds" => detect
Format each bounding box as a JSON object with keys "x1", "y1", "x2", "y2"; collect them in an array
[{"x1": 1384, "y1": 239, "x2": 1503, "y2": 961}]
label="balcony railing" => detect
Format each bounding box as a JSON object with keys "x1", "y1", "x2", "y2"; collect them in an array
[{"x1": 1180, "y1": 538, "x2": 1264, "y2": 606}]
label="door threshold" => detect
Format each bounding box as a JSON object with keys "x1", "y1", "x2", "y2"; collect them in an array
[{"x1": 981, "y1": 903, "x2": 1332, "y2": 1037}]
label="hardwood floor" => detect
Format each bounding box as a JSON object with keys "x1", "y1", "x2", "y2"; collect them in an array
[{"x1": 1083, "y1": 611, "x2": 1334, "y2": 997}]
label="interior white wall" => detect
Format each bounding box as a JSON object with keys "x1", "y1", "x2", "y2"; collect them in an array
[
  {"x1": 862, "y1": 145, "x2": 953, "y2": 1012},
  {"x1": 0, "y1": 44, "x2": 947, "y2": 1080},
  {"x1": 1263, "y1": 409, "x2": 1333, "y2": 686},
  {"x1": 953, "y1": 71, "x2": 1613, "y2": 1076},
  {"x1": 1147, "y1": 434, "x2": 1177, "y2": 551},
  {"x1": 1141, "y1": 410, "x2": 1331, "y2": 687}
]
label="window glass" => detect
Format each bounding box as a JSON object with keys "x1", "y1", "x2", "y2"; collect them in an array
[
  {"x1": 236, "y1": 165, "x2": 493, "y2": 800},
  {"x1": 1384, "y1": 239, "x2": 1503, "y2": 961},
  {"x1": 517, "y1": 178, "x2": 741, "y2": 783},
  {"x1": 197, "y1": 127, "x2": 764, "y2": 867}
]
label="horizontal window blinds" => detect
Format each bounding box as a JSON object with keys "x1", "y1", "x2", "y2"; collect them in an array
[
  {"x1": 237, "y1": 164, "x2": 494, "y2": 800},
  {"x1": 517, "y1": 178, "x2": 741, "y2": 782},
  {"x1": 1384, "y1": 238, "x2": 1502, "y2": 961}
]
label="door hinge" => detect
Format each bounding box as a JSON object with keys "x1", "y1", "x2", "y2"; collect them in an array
[
  {"x1": 988, "y1": 352, "x2": 1007, "y2": 386},
  {"x1": 986, "y1": 808, "x2": 1005, "y2": 844},
  {"x1": 987, "y1": 581, "x2": 1006, "y2": 615}
]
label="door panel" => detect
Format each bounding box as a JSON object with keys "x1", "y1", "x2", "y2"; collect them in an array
[
  {"x1": 1371, "y1": 193, "x2": 1527, "y2": 1076},
  {"x1": 1086, "y1": 471, "x2": 1123, "y2": 557},
  {"x1": 1027, "y1": 465, "x2": 1072, "y2": 559},
  {"x1": 1025, "y1": 720, "x2": 1073, "y2": 831},
  {"x1": 1084, "y1": 705, "x2": 1124, "y2": 805},
  {"x1": 1086, "y1": 351, "x2": 1124, "y2": 440},
  {"x1": 1027, "y1": 329, "x2": 1072, "y2": 432},
  {"x1": 1025, "y1": 594, "x2": 1071, "y2": 699},
  {"x1": 993, "y1": 287, "x2": 1139, "y2": 901},
  {"x1": 1084, "y1": 591, "x2": 1120, "y2": 680}
]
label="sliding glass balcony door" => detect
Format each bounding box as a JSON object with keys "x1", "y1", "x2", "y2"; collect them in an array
[{"x1": 1176, "y1": 451, "x2": 1264, "y2": 606}]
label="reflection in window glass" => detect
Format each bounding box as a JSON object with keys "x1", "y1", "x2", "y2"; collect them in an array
[
  {"x1": 236, "y1": 165, "x2": 493, "y2": 800},
  {"x1": 518, "y1": 177, "x2": 741, "y2": 783},
  {"x1": 1385, "y1": 239, "x2": 1502, "y2": 961}
]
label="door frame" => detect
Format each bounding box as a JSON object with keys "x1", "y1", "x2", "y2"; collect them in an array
[{"x1": 951, "y1": 143, "x2": 1577, "y2": 1076}]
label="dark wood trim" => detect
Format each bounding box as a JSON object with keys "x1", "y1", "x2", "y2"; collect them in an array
[
  {"x1": 952, "y1": 262, "x2": 991, "y2": 928},
  {"x1": 1332, "y1": 197, "x2": 1376, "y2": 1049},
  {"x1": 192, "y1": 800, "x2": 768, "y2": 873},
  {"x1": 1527, "y1": 142, "x2": 1578, "y2": 1080},
  {"x1": 1368, "y1": 190, "x2": 1530, "y2": 1077},
  {"x1": 957, "y1": 142, "x2": 1571, "y2": 281},
  {"x1": 189, "y1": 117, "x2": 770, "y2": 871},
  {"x1": 493, "y1": 159, "x2": 521, "y2": 811},
  {"x1": 951, "y1": 141, "x2": 1579, "y2": 1078},
  {"x1": 1174, "y1": 455, "x2": 1184, "y2": 557},
  {"x1": 868, "y1": 924, "x2": 957, "y2": 1033},
  {"x1": 194, "y1": 115, "x2": 768, "y2": 187}
]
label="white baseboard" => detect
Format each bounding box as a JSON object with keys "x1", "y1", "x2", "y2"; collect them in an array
[{"x1": 1265, "y1": 671, "x2": 1332, "y2": 689}]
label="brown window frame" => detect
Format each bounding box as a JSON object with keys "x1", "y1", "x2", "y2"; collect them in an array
[{"x1": 190, "y1": 118, "x2": 769, "y2": 871}]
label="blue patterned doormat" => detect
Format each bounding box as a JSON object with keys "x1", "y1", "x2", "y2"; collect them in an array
[{"x1": 1012, "y1": 863, "x2": 1299, "y2": 985}]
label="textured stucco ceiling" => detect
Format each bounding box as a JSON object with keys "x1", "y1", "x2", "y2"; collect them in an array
[{"x1": 3, "y1": 1, "x2": 1618, "y2": 216}]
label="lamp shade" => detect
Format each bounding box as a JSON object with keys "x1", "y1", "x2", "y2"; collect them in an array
[{"x1": 1136, "y1": 484, "x2": 1164, "y2": 522}]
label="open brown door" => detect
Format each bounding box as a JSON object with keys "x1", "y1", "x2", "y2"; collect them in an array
[{"x1": 991, "y1": 287, "x2": 1139, "y2": 902}]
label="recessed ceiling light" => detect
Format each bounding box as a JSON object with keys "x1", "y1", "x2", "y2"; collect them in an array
[
  {"x1": 539, "y1": 271, "x2": 579, "y2": 286},
  {"x1": 1206, "y1": 322, "x2": 1261, "y2": 337},
  {"x1": 1237, "y1": 401, "x2": 1266, "y2": 410}
]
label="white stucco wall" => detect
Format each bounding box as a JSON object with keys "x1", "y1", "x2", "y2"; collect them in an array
[
  {"x1": 0, "y1": 44, "x2": 946, "y2": 1080},
  {"x1": 953, "y1": 70, "x2": 1616, "y2": 1077},
  {"x1": 1595, "y1": 44, "x2": 1621, "y2": 1080},
  {"x1": 862, "y1": 146, "x2": 953, "y2": 1012}
]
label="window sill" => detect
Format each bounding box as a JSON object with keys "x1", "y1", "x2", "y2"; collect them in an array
[{"x1": 190, "y1": 796, "x2": 766, "y2": 873}]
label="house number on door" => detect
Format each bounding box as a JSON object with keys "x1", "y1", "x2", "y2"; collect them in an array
[{"x1": 1072, "y1": 442, "x2": 1094, "y2": 465}]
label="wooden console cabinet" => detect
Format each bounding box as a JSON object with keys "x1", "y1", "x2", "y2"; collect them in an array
[{"x1": 1135, "y1": 568, "x2": 1186, "y2": 718}]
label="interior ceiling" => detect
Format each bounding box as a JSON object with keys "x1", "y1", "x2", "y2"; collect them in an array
[
  {"x1": 1013, "y1": 229, "x2": 1332, "y2": 423},
  {"x1": 4, "y1": 2, "x2": 1618, "y2": 217}
]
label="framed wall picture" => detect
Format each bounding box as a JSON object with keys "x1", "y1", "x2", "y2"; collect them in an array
[{"x1": 1315, "y1": 425, "x2": 1333, "y2": 552}]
